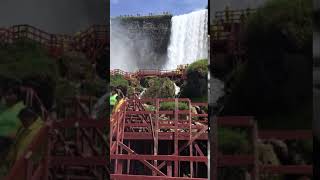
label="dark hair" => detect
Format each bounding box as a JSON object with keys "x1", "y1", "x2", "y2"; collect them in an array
[
  {"x1": 5, "y1": 85, "x2": 21, "y2": 99},
  {"x1": 18, "y1": 107, "x2": 38, "y2": 122}
]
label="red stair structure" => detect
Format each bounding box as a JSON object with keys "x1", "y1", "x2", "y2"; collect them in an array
[
  {"x1": 110, "y1": 97, "x2": 208, "y2": 179},
  {"x1": 212, "y1": 117, "x2": 313, "y2": 180}
]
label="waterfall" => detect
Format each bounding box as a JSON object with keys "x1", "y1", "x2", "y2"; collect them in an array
[
  {"x1": 91, "y1": 92, "x2": 108, "y2": 119},
  {"x1": 165, "y1": 9, "x2": 208, "y2": 70},
  {"x1": 138, "y1": 88, "x2": 147, "y2": 99},
  {"x1": 174, "y1": 83, "x2": 180, "y2": 96}
]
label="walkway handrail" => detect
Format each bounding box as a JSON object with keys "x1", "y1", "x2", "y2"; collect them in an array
[
  {"x1": 0, "y1": 24, "x2": 109, "y2": 58},
  {"x1": 110, "y1": 66, "x2": 189, "y2": 80}
]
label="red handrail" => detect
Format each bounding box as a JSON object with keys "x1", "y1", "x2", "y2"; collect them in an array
[{"x1": 0, "y1": 24, "x2": 108, "y2": 59}]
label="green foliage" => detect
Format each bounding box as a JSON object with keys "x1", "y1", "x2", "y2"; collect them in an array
[
  {"x1": 181, "y1": 59, "x2": 208, "y2": 102},
  {"x1": 186, "y1": 59, "x2": 208, "y2": 77},
  {"x1": 291, "y1": 139, "x2": 313, "y2": 163},
  {"x1": 55, "y1": 79, "x2": 79, "y2": 100},
  {"x1": 59, "y1": 51, "x2": 93, "y2": 80},
  {"x1": 223, "y1": 0, "x2": 313, "y2": 129},
  {"x1": 110, "y1": 74, "x2": 129, "y2": 94},
  {"x1": 246, "y1": 0, "x2": 312, "y2": 54},
  {"x1": 159, "y1": 102, "x2": 189, "y2": 110},
  {"x1": 0, "y1": 40, "x2": 58, "y2": 82},
  {"x1": 81, "y1": 78, "x2": 107, "y2": 97},
  {"x1": 218, "y1": 128, "x2": 250, "y2": 154},
  {"x1": 0, "y1": 40, "x2": 59, "y2": 109},
  {"x1": 143, "y1": 77, "x2": 175, "y2": 98}
]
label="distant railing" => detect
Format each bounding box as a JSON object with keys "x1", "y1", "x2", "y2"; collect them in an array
[
  {"x1": 214, "y1": 8, "x2": 256, "y2": 24},
  {"x1": 110, "y1": 65, "x2": 189, "y2": 80},
  {"x1": 0, "y1": 24, "x2": 108, "y2": 58}
]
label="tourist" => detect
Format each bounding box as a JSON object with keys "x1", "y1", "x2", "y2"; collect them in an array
[
  {"x1": 8, "y1": 108, "x2": 43, "y2": 165},
  {"x1": 110, "y1": 91, "x2": 118, "y2": 113},
  {"x1": 0, "y1": 86, "x2": 26, "y2": 178}
]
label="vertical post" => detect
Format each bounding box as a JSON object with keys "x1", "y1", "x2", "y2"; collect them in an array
[
  {"x1": 114, "y1": 109, "x2": 119, "y2": 173},
  {"x1": 127, "y1": 141, "x2": 131, "y2": 174},
  {"x1": 174, "y1": 99, "x2": 179, "y2": 177},
  {"x1": 42, "y1": 126, "x2": 50, "y2": 180},
  {"x1": 210, "y1": 113, "x2": 218, "y2": 180},
  {"x1": 167, "y1": 161, "x2": 172, "y2": 176},
  {"x1": 167, "y1": 143, "x2": 172, "y2": 176},
  {"x1": 153, "y1": 99, "x2": 159, "y2": 176},
  {"x1": 251, "y1": 120, "x2": 259, "y2": 180},
  {"x1": 189, "y1": 100, "x2": 193, "y2": 177}
]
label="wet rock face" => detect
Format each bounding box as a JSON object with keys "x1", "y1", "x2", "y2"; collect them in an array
[
  {"x1": 117, "y1": 15, "x2": 172, "y2": 55},
  {"x1": 267, "y1": 139, "x2": 289, "y2": 163},
  {"x1": 258, "y1": 142, "x2": 280, "y2": 165}
]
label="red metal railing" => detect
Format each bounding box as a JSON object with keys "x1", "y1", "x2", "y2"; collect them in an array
[
  {"x1": 0, "y1": 24, "x2": 108, "y2": 60},
  {"x1": 214, "y1": 116, "x2": 313, "y2": 180},
  {"x1": 110, "y1": 97, "x2": 208, "y2": 179},
  {"x1": 214, "y1": 8, "x2": 256, "y2": 23},
  {"x1": 110, "y1": 66, "x2": 188, "y2": 80}
]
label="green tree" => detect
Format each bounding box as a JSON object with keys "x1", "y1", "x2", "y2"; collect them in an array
[
  {"x1": 223, "y1": 0, "x2": 313, "y2": 129},
  {"x1": 110, "y1": 74, "x2": 129, "y2": 95},
  {"x1": 143, "y1": 77, "x2": 175, "y2": 98},
  {"x1": 181, "y1": 59, "x2": 208, "y2": 102}
]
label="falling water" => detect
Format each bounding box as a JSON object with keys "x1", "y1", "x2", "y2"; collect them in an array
[
  {"x1": 173, "y1": 83, "x2": 180, "y2": 96},
  {"x1": 138, "y1": 88, "x2": 147, "y2": 99},
  {"x1": 165, "y1": 9, "x2": 208, "y2": 70}
]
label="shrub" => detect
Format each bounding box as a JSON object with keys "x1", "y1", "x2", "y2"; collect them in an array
[
  {"x1": 218, "y1": 128, "x2": 250, "y2": 154},
  {"x1": 159, "y1": 102, "x2": 189, "y2": 110},
  {"x1": 181, "y1": 59, "x2": 208, "y2": 102},
  {"x1": 110, "y1": 74, "x2": 129, "y2": 94},
  {"x1": 143, "y1": 77, "x2": 175, "y2": 98}
]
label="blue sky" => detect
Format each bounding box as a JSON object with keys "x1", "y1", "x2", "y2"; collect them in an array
[{"x1": 110, "y1": 0, "x2": 207, "y2": 17}]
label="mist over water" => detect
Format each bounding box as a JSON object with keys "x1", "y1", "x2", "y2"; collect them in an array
[
  {"x1": 110, "y1": 20, "x2": 137, "y2": 72},
  {"x1": 110, "y1": 19, "x2": 166, "y2": 72},
  {"x1": 165, "y1": 9, "x2": 208, "y2": 70}
]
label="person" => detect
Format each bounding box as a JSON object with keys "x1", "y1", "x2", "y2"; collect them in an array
[
  {"x1": 0, "y1": 86, "x2": 25, "y2": 144},
  {"x1": 6, "y1": 107, "x2": 44, "y2": 168},
  {"x1": 116, "y1": 89, "x2": 124, "y2": 100},
  {"x1": 0, "y1": 86, "x2": 26, "y2": 177},
  {"x1": 109, "y1": 91, "x2": 118, "y2": 113}
]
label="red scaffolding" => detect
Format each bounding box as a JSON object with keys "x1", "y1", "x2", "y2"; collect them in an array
[{"x1": 110, "y1": 97, "x2": 208, "y2": 179}]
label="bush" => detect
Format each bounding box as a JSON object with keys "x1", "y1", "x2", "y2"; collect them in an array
[
  {"x1": 110, "y1": 74, "x2": 129, "y2": 94},
  {"x1": 246, "y1": 0, "x2": 312, "y2": 55},
  {"x1": 181, "y1": 59, "x2": 208, "y2": 102},
  {"x1": 159, "y1": 102, "x2": 189, "y2": 110},
  {"x1": 0, "y1": 40, "x2": 58, "y2": 81},
  {"x1": 223, "y1": 0, "x2": 313, "y2": 129},
  {"x1": 186, "y1": 59, "x2": 208, "y2": 77},
  {"x1": 143, "y1": 77, "x2": 175, "y2": 98},
  {"x1": 218, "y1": 128, "x2": 250, "y2": 154},
  {"x1": 0, "y1": 40, "x2": 58, "y2": 109},
  {"x1": 81, "y1": 78, "x2": 107, "y2": 97}
]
